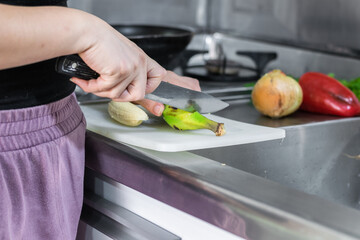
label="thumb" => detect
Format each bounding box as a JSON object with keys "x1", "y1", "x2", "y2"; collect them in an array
[{"x1": 134, "y1": 99, "x2": 164, "y2": 116}]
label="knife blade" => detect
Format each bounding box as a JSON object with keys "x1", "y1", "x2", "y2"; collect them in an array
[
  {"x1": 145, "y1": 81, "x2": 229, "y2": 113},
  {"x1": 55, "y1": 54, "x2": 229, "y2": 113}
]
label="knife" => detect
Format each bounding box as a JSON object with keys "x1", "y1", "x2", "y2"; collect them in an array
[{"x1": 55, "y1": 54, "x2": 229, "y2": 113}]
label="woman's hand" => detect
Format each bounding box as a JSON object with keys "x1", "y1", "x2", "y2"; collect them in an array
[
  {"x1": 69, "y1": 18, "x2": 200, "y2": 113},
  {"x1": 70, "y1": 18, "x2": 167, "y2": 102},
  {"x1": 135, "y1": 71, "x2": 201, "y2": 116}
]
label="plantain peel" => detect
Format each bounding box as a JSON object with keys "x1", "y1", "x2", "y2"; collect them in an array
[
  {"x1": 162, "y1": 105, "x2": 226, "y2": 136},
  {"x1": 108, "y1": 101, "x2": 148, "y2": 127}
]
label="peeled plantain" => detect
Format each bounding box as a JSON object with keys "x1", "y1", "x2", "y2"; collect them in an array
[
  {"x1": 108, "y1": 101, "x2": 148, "y2": 127},
  {"x1": 162, "y1": 105, "x2": 226, "y2": 136}
]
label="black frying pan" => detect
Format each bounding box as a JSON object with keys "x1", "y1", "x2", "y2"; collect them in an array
[{"x1": 111, "y1": 24, "x2": 194, "y2": 69}]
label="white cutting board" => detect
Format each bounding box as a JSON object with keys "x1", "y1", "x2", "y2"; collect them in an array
[{"x1": 80, "y1": 103, "x2": 285, "y2": 152}]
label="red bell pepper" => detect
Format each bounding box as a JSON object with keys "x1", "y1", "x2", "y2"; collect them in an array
[{"x1": 299, "y1": 72, "x2": 360, "y2": 117}]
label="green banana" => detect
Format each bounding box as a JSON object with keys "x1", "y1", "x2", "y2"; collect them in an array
[{"x1": 162, "y1": 105, "x2": 226, "y2": 136}]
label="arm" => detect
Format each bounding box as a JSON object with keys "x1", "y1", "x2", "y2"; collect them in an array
[
  {"x1": 0, "y1": 4, "x2": 165, "y2": 102},
  {"x1": 0, "y1": 4, "x2": 91, "y2": 68},
  {"x1": 0, "y1": 4, "x2": 200, "y2": 116}
]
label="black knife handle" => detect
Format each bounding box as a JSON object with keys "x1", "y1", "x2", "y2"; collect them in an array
[{"x1": 55, "y1": 54, "x2": 99, "y2": 80}]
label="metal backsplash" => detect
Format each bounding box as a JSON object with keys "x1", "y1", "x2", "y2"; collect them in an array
[
  {"x1": 69, "y1": 0, "x2": 360, "y2": 53},
  {"x1": 210, "y1": 0, "x2": 360, "y2": 57},
  {"x1": 68, "y1": 0, "x2": 204, "y2": 28}
]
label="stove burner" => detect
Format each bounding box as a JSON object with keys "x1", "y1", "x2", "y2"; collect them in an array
[
  {"x1": 205, "y1": 58, "x2": 242, "y2": 75},
  {"x1": 177, "y1": 50, "x2": 277, "y2": 82}
]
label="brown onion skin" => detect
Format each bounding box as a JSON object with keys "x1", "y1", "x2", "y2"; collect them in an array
[{"x1": 251, "y1": 69, "x2": 303, "y2": 118}]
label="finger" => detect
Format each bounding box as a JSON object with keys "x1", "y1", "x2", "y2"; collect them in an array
[
  {"x1": 70, "y1": 76, "x2": 116, "y2": 93},
  {"x1": 92, "y1": 76, "x2": 133, "y2": 100},
  {"x1": 135, "y1": 99, "x2": 164, "y2": 116},
  {"x1": 145, "y1": 57, "x2": 166, "y2": 94},
  {"x1": 70, "y1": 77, "x2": 94, "y2": 92},
  {"x1": 114, "y1": 66, "x2": 147, "y2": 101},
  {"x1": 160, "y1": 71, "x2": 201, "y2": 91},
  {"x1": 108, "y1": 70, "x2": 146, "y2": 101}
]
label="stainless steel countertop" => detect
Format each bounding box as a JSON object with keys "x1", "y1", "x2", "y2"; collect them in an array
[
  {"x1": 83, "y1": 99, "x2": 360, "y2": 240},
  {"x1": 82, "y1": 32, "x2": 360, "y2": 240}
]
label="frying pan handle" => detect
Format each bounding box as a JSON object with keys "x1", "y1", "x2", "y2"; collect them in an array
[{"x1": 55, "y1": 54, "x2": 99, "y2": 80}]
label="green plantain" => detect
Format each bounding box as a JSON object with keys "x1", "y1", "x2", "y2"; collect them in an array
[{"x1": 162, "y1": 105, "x2": 226, "y2": 136}]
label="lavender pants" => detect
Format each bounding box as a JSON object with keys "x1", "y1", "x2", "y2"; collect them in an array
[{"x1": 0, "y1": 94, "x2": 86, "y2": 240}]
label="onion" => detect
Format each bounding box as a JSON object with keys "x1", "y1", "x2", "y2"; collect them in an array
[{"x1": 251, "y1": 69, "x2": 303, "y2": 118}]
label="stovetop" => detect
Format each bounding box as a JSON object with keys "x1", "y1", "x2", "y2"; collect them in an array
[
  {"x1": 175, "y1": 49, "x2": 277, "y2": 82},
  {"x1": 169, "y1": 32, "x2": 360, "y2": 102}
]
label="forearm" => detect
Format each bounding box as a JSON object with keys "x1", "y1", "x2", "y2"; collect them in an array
[{"x1": 0, "y1": 4, "x2": 97, "y2": 69}]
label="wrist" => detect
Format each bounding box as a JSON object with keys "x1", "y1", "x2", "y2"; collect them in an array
[{"x1": 62, "y1": 8, "x2": 100, "y2": 55}]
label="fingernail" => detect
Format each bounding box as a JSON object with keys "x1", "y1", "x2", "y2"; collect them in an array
[{"x1": 154, "y1": 104, "x2": 164, "y2": 116}]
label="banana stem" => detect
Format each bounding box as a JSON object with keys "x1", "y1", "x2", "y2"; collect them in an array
[{"x1": 206, "y1": 120, "x2": 226, "y2": 136}]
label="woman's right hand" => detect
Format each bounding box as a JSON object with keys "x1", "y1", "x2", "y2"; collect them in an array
[{"x1": 70, "y1": 17, "x2": 167, "y2": 102}]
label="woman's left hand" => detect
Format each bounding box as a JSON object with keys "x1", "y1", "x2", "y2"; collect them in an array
[{"x1": 134, "y1": 70, "x2": 201, "y2": 116}]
